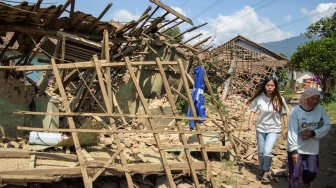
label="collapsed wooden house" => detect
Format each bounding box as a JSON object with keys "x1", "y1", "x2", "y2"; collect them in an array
[
  {"x1": 0, "y1": 1, "x2": 289, "y2": 187},
  {"x1": 204, "y1": 35, "x2": 288, "y2": 98},
  {"x1": 0, "y1": 1, "x2": 245, "y2": 187}
]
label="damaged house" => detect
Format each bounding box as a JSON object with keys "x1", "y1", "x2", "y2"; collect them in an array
[{"x1": 0, "y1": 1, "x2": 288, "y2": 187}]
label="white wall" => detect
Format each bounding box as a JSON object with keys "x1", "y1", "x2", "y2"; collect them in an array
[{"x1": 289, "y1": 70, "x2": 313, "y2": 83}]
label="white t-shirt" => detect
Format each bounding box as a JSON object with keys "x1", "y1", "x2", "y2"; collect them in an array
[
  {"x1": 249, "y1": 93, "x2": 288, "y2": 133},
  {"x1": 287, "y1": 104, "x2": 331, "y2": 155}
]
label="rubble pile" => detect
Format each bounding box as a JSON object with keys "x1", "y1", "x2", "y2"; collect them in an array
[{"x1": 0, "y1": 1, "x2": 291, "y2": 187}]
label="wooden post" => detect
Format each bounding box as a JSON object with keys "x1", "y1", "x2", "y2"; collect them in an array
[
  {"x1": 156, "y1": 58, "x2": 201, "y2": 187},
  {"x1": 125, "y1": 57, "x2": 176, "y2": 188},
  {"x1": 92, "y1": 55, "x2": 134, "y2": 187},
  {"x1": 51, "y1": 58, "x2": 92, "y2": 188},
  {"x1": 222, "y1": 59, "x2": 236, "y2": 101},
  {"x1": 177, "y1": 59, "x2": 215, "y2": 186}
]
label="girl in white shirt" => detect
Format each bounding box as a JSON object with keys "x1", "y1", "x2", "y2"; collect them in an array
[{"x1": 247, "y1": 77, "x2": 288, "y2": 184}]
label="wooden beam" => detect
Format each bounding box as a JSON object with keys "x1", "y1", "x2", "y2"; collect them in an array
[
  {"x1": 172, "y1": 23, "x2": 207, "y2": 41},
  {"x1": 0, "y1": 32, "x2": 20, "y2": 58},
  {"x1": 17, "y1": 126, "x2": 222, "y2": 134},
  {"x1": 57, "y1": 31, "x2": 102, "y2": 48},
  {"x1": 88, "y1": 3, "x2": 113, "y2": 32},
  {"x1": 13, "y1": 111, "x2": 218, "y2": 121},
  {"x1": 180, "y1": 33, "x2": 202, "y2": 44},
  {"x1": 69, "y1": 0, "x2": 75, "y2": 30},
  {"x1": 24, "y1": 0, "x2": 43, "y2": 22},
  {"x1": 156, "y1": 58, "x2": 200, "y2": 187},
  {"x1": 150, "y1": 0, "x2": 193, "y2": 25},
  {"x1": 29, "y1": 155, "x2": 36, "y2": 169},
  {"x1": 160, "y1": 20, "x2": 184, "y2": 33},
  {"x1": 51, "y1": 58, "x2": 92, "y2": 188},
  {"x1": 0, "y1": 24, "x2": 103, "y2": 41},
  {"x1": 92, "y1": 55, "x2": 133, "y2": 186},
  {"x1": 125, "y1": 57, "x2": 176, "y2": 188},
  {"x1": 47, "y1": 0, "x2": 73, "y2": 27},
  {"x1": 0, "y1": 54, "x2": 25, "y2": 62},
  {"x1": 0, "y1": 60, "x2": 178, "y2": 71},
  {"x1": 158, "y1": 17, "x2": 179, "y2": 29},
  {"x1": 193, "y1": 36, "x2": 211, "y2": 48},
  {"x1": 143, "y1": 11, "x2": 169, "y2": 34},
  {"x1": 177, "y1": 59, "x2": 215, "y2": 186}
]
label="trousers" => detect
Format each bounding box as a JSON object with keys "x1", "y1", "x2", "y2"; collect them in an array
[
  {"x1": 256, "y1": 131, "x2": 279, "y2": 171},
  {"x1": 287, "y1": 151, "x2": 319, "y2": 188}
]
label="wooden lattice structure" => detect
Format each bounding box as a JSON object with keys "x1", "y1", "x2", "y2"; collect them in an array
[
  {"x1": 0, "y1": 1, "x2": 292, "y2": 187},
  {"x1": 203, "y1": 35, "x2": 288, "y2": 98},
  {"x1": 0, "y1": 30, "x2": 239, "y2": 187},
  {"x1": 0, "y1": 1, "x2": 244, "y2": 187}
]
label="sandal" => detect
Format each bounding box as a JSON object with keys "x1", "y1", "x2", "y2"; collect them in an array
[
  {"x1": 261, "y1": 171, "x2": 271, "y2": 184},
  {"x1": 256, "y1": 170, "x2": 264, "y2": 180}
]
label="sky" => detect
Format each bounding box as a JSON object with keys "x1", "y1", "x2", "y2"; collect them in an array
[{"x1": 21, "y1": 0, "x2": 336, "y2": 47}]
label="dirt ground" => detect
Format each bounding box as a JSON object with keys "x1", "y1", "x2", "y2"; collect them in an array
[
  {"x1": 216, "y1": 95, "x2": 336, "y2": 188},
  {"x1": 216, "y1": 125, "x2": 336, "y2": 188},
  {"x1": 1, "y1": 94, "x2": 335, "y2": 188}
]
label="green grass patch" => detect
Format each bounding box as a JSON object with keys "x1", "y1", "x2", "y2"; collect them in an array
[{"x1": 322, "y1": 102, "x2": 336, "y2": 124}]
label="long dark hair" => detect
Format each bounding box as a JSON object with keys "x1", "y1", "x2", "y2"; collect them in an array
[{"x1": 246, "y1": 77, "x2": 284, "y2": 113}]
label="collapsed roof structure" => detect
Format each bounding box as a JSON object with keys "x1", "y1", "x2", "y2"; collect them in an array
[{"x1": 0, "y1": 0, "x2": 288, "y2": 187}]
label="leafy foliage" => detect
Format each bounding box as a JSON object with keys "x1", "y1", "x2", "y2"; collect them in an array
[
  {"x1": 290, "y1": 37, "x2": 336, "y2": 96},
  {"x1": 176, "y1": 98, "x2": 189, "y2": 116},
  {"x1": 321, "y1": 88, "x2": 336, "y2": 124},
  {"x1": 304, "y1": 9, "x2": 336, "y2": 38},
  {"x1": 163, "y1": 27, "x2": 183, "y2": 42},
  {"x1": 276, "y1": 68, "x2": 290, "y2": 90},
  {"x1": 204, "y1": 93, "x2": 227, "y2": 114}
]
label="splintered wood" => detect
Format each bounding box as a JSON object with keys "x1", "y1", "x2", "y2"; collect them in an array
[{"x1": 0, "y1": 1, "x2": 288, "y2": 187}]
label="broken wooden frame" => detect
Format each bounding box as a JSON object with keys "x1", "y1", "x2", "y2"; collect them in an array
[
  {"x1": 0, "y1": 1, "x2": 247, "y2": 187},
  {"x1": 0, "y1": 33, "x2": 240, "y2": 188},
  {"x1": 6, "y1": 57, "x2": 228, "y2": 188}
]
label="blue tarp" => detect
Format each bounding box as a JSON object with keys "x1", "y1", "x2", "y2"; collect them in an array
[{"x1": 187, "y1": 66, "x2": 206, "y2": 130}]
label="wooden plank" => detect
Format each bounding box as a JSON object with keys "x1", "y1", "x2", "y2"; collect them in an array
[
  {"x1": 51, "y1": 58, "x2": 92, "y2": 188},
  {"x1": 155, "y1": 58, "x2": 200, "y2": 187},
  {"x1": 29, "y1": 155, "x2": 36, "y2": 169},
  {"x1": 102, "y1": 30, "x2": 113, "y2": 115},
  {"x1": 76, "y1": 70, "x2": 97, "y2": 111},
  {"x1": 171, "y1": 86, "x2": 188, "y2": 101},
  {"x1": 93, "y1": 55, "x2": 111, "y2": 112},
  {"x1": 0, "y1": 175, "x2": 56, "y2": 184},
  {"x1": 81, "y1": 149, "x2": 94, "y2": 161},
  {"x1": 92, "y1": 55, "x2": 133, "y2": 186},
  {"x1": 125, "y1": 57, "x2": 176, "y2": 188},
  {"x1": 4, "y1": 60, "x2": 178, "y2": 71},
  {"x1": 0, "y1": 162, "x2": 207, "y2": 177},
  {"x1": 13, "y1": 111, "x2": 216, "y2": 121},
  {"x1": 69, "y1": 70, "x2": 90, "y2": 111},
  {"x1": 158, "y1": 16, "x2": 179, "y2": 29},
  {"x1": 173, "y1": 58, "x2": 192, "y2": 102},
  {"x1": 17, "y1": 126, "x2": 222, "y2": 134},
  {"x1": 57, "y1": 31, "x2": 102, "y2": 48},
  {"x1": 47, "y1": 0, "x2": 72, "y2": 27},
  {"x1": 177, "y1": 59, "x2": 215, "y2": 186},
  {"x1": 149, "y1": 0, "x2": 193, "y2": 25},
  {"x1": 111, "y1": 92, "x2": 127, "y2": 124},
  {"x1": 88, "y1": 3, "x2": 113, "y2": 32}
]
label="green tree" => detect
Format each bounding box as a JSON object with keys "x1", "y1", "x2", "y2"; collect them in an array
[
  {"x1": 276, "y1": 68, "x2": 290, "y2": 90},
  {"x1": 304, "y1": 8, "x2": 336, "y2": 38},
  {"x1": 164, "y1": 27, "x2": 183, "y2": 42},
  {"x1": 290, "y1": 37, "x2": 336, "y2": 96}
]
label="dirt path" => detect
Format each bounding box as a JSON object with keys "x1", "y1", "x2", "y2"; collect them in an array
[{"x1": 230, "y1": 124, "x2": 336, "y2": 188}]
